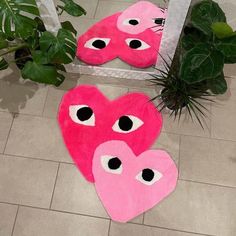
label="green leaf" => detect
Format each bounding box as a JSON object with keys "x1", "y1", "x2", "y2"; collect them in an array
[
  {"x1": 208, "y1": 72, "x2": 227, "y2": 94},
  {"x1": 22, "y1": 61, "x2": 65, "y2": 86},
  {"x1": 224, "y1": 56, "x2": 236, "y2": 64},
  {"x1": 0, "y1": 56, "x2": 8, "y2": 70},
  {"x1": 39, "y1": 28, "x2": 76, "y2": 64},
  {"x1": 58, "y1": 0, "x2": 86, "y2": 17},
  {"x1": 180, "y1": 44, "x2": 224, "y2": 84},
  {"x1": 61, "y1": 21, "x2": 77, "y2": 35},
  {"x1": 182, "y1": 26, "x2": 208, "y2": 51},
  {"x1": 32, "y1": 50, "x2": 49, "y2": 64},
  {"x1": 215, "y1": 35, "x2": 236, "y2": 58},
  {"x1": 212, "y1": 22, "x2": 235, "y2": 39},
  {"x1": 0, "y1": 0, "x2": 40, "y2": 38},
  {"x1": 191, "y1": 0, "x2": 226, "y2": 35}
]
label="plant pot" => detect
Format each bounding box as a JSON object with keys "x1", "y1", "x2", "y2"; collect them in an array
[{"x1": 158, "y1": 88, "x2": 187, "y2": 113}]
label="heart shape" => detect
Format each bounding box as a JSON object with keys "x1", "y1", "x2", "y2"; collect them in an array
[
  {"x1": 93, "y1": 140, "x2": 178, "y2": 222},
  {"x1": 117, "y1": 1, "x2": 167, "y2": 34},
  {"x1": 58, "y1": 85, "x2": 162, "y2": 182},
  {"x1": 76, "y1": 13, "x2": 162, "y2": 68}
]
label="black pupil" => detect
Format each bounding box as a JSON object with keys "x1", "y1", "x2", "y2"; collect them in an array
[
  {"x1": 118, "y1": 116, "x2": 133, "y2": 131},
  {"x1": 142, "y1": 169, "x2": 155, "y2": 182},
  {"x1": 129, "y1": 40, "x2": 142, "y2": 49},
  {"x1": 92, "y1": 39, "x2": 106, "y2": 49},
  {"x1": 129, "y1": 19, "x2": 139, "y2": 25},
  {"x1": 155, "y1": 18, "x2": 164, "y2": 25},
  {"x1": 108, "y1": 157, "x2": 122, "y2": 170},
  {"x1": 76, "y1": 107, "x2": 93, "y2": 121}
]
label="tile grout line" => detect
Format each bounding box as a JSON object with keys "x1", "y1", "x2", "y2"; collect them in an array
[
  {"x1": 177, "y1": 135, "x2": 182, "y2": 179},
  {"x1": 3, "y1": 153, "x2": 73, "y2": 165},
  {"x1": 0, "y1": 200, "x2": 220, "y2": 236},
  {"x1": 141, "y1": 222, "x2": 216, "y2": 236},
  {"x1": 107, "y1": 219, "x2": 111, "y2": 236},
  {"x1": 41, "y1": 86, "x2": 50, "y2": 117},
  {"x1": 93, "y1": 0, "x2": 100, "y2": 19},
  {"x1": 3, "y1": 113, "x2": 15, "y2": 155},
  {"x1": 49, "y1": 163, "x2": 60, "y2": 209},
  {"x1": 11, "y1": 205, "x2": 19, "y2": 236}
]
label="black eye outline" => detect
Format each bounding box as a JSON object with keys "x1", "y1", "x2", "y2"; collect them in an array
[
  {"x1": 84, "y1": 38, "x2": 111, "y2": 50},
  {"x1": 136, "y1": 168, "x2": 162, "y2": 186},
  {"x1": 153, "y1": 18, "x2": 166, "y2": 26},
  {"x1": 123, "y1": 18, "x2": 141, "y2": 26},
  {"x1": 101, "y1": 155, "x2": 123, "y2": 174},
  {"x1": 125, "y1": 38, "x2": 151, "y2": 50},
  {"x1": 112, "y1": 115, "x2": 144, "y2": 133},
  {"x1": 69, "y1": 105, "x2": 95, "y2": 126}
]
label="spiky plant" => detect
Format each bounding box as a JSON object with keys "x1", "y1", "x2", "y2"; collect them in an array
[{"x1": 149, "y1": 56, "x2": 214, "y2": 128}]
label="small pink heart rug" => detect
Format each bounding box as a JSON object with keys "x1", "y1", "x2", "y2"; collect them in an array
[{"x1": 93, "y1": 140, "x2": 178, "y2": 222}]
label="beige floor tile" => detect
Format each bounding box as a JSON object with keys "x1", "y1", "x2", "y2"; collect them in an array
[
  {"x1": 13, "y1": 206, "x2": 109, "y2": 236},
  {"x1": 144, "y1": 180, "x2": 236, "y2": 236},
  {"x1": 0, "y1": 112, "x2": 13, "y2": 153},
  {"x1": 162, "y1": 108, "x2": 211, "y2": 137},
  {"x1": 0, "y1": 79, "x2": 48, "y2": 116},
  {"x1": 0, "y1": 203, "x2": 18, "y2": 236},
  {"x1": 224, "y1": 64, "x2": 236, "y2": 78},
  {"x1": 96, "y1": 84, "x2": 128, "y2": 99},
  {"x1": 180, "y1": 136, "x2": 236, "y2": 187},
  {"x1": 152, "y1": 132, "x2": 180, "y2": 166},
  {"x1": 0, "y1": 155, "x2": 58, "y2": 208},
  {"x1": 51, "y1": 163, "x2": 108, "y2": 218},
  {"x1": 211, "y1": 89, "x2": 236, "y2": 141},
  {"x1": 5, "y1": 115, "x2": 72, "y2": 163},
  {"x1": 110, "y1": 222, "x2": 200, "y2": 236},
  {"x1": 43, "y1": 87, "x2": 65, "y2": 118},
  {"x1": 95, "y1": 1, "x2": 133, "y2": 20}
]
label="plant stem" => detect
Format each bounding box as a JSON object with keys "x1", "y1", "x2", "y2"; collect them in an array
[{"x1": 0, "y1": 43, "x2": 28, "y2": 57}]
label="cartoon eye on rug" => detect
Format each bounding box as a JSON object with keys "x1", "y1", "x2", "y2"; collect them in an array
[
  {"x1": 93, "y1": 140, "x2": 178, "y2": 223},
  {"x1": 117, "y1": 1, "x2": 167, "y2": 34},
  {"x1": 76, "y1": 12, "x2": 162, "y2": 68},
  {"x1": 58, "y1": 85, "x2": 163, "y2": 182}
]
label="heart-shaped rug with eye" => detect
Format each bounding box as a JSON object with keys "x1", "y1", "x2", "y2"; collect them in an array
[
  {"x1": 92, "y1": 140, "x2": 178, "y2": 223},
  {"x1": 58, "y1": 85, "x2": 162, "y2": 182}
]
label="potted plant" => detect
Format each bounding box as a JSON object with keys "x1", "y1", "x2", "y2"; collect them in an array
[
  {"x1": 151, "y1": 0, "x2": 236, "y2": 126},
  {"x1": 0, "y1": 0, "x2": 86, "y2": 86}
]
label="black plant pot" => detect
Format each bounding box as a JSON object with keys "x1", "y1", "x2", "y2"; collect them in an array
[{"x1": 14, "y1": 48, "x2": 32, "y2": 70}]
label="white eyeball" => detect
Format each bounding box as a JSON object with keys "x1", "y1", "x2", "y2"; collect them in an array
[
  {"x1": 123, "y1": 18, "x2": 140, "y2": 26},
  {"x1": 125, "y1": 38, "x2": 151, "y2": 50},
  {"x1": 136, "y1": 168, "x2": 162, "y2": 186},
  {"x1": 112, "y1": 115, "x2": 144, "y2": 133},
  {"x1": 69, "y1": 105, "x2": 95, "y2": 126},
  {"x1": 84, "y1": 38, "x2": 111, "y2": 50},
  {"x1": 101, "y1": 155, "x2": 123, "y2": 174}
]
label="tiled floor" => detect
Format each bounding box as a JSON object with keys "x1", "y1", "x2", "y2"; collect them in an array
[
  {"x1": 1, "y1": 0, "x2": 236, "y2": 236},
  {"x1": 0, "y1": 71, "x2": 236, "y2": 236}
]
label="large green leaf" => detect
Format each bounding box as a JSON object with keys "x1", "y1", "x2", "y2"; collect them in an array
[
  {"x1": 212, "y1": 22, "x2": 235, "y2": 39},
  {"x1": 0, "y1": 56, "x2": 8, "y2": 70},
  {"x1": 0, "y1": 0, "x2": 40, "y2": 38},
  {"x1": 58, "y1": 0, "x2": 86, "y2": 17},
  {"x1": 181, "y1": 26, "x2": 208, "y2": 51},
  {"x1": 39, "y1": 28, "x2": 76, "y2": 64},
  {"x1": 207, "y1": 72, "x2": 227, "y2": 94},
  {"x1": 180, "y1": 44, "x2": 224, "y2": 84},
  {"x1": 215, "y1": 35, "x2": 236, "y2": 58},
  {"x1": 191, "y1": 0, "x2": 226, "y2": 35},
  {"x1": 61, "y1": 21, "x2": 77, "y2": 35},
  {"x1": 22, "y1": 61, "x2": 65, "y2": 86}
]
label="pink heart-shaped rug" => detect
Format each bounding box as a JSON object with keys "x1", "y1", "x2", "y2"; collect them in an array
[
  {"x1": 93, "y1": 140, "x2": 178, "y2": 222},
  {"x1": 58, "y1": 85, "x2": 162, "y2": 182}
]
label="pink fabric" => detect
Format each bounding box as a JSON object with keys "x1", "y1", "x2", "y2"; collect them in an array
[
  {"x1": 117, "y1": 1, "x2": 167, "y2": 34},
  {"x1": 58, "y1": 85, "x2": 162, "y2": 182},
  {"x1": 93, "y1": 140, "x2": 178, "y2": 222},
  {"x1": 76, "y1": 13, "x2": 162, "y2": 68}
]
